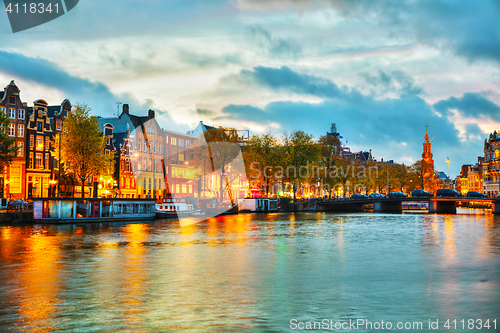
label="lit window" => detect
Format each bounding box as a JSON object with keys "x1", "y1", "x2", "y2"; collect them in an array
[
  {"x1": 171, "y1": 137, "x2": 177, "y2": 146},
  {"x1": 45, "y1": 154, "x2": 49, "y2": 169},
  {"x1": 17, "y1": 142, "x2": 23, "y2": 157},
  {"x1": 178, "y1": 153, "x2": 184, "y2": 161},
  {"x1": 9, "y1": 108, "x2": 15, "y2": 119},
  {"x1": 30, "y1": 135, "x2": 34, "y2": 147},
  {"x1": 36, "y1": 136, "x2": 43, "y2": 150},
  {"x1": 36, "y1": 153, "x2": 43, "y2": 169},
  {"x1": 8, "y1": 124, "x2": 15, "y2": 137},
  {"x1": 56, "y1": 119, "x2": 62, "y2": 130},
  {"x1": 18, "y1": 109, "x2": 24, "y2": 120},
  {"x1": 17, "y1": 124, "x2": 24, "y2": 137},
  {"x1": 45, "y1": 137, "x2": 49, "y2": 150}
]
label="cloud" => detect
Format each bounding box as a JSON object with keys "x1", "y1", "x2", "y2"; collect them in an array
[
  {"x1": 246, "y1": 25, "x2": 302, "y2": 59},
  {"x1": 0, "y1": 50, "x2": 173, "y2": 122},
  {"x1": 360, "y1": 70, "x2": 423, "y2": 96},
  {"x1": 177, "y1": 50, "x2": 242, "y2": 68},
  {"x1": 433, "y1": 92, "x2": 500, "y2": 121},
  {"x1": 234, "y1": 65, "x2": 362, "y2": 100},
  {"x1": 239, "y1": 0, "x2": 500, "y2": 64}
]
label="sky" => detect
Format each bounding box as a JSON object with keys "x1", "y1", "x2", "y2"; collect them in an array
[{"x1": 1, "y1": 0, "x2": 499, "y2": 176}]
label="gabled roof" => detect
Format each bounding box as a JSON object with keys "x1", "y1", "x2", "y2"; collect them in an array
[{"x1": 97, "y1": 114, "x2": 134, "y2": 134}]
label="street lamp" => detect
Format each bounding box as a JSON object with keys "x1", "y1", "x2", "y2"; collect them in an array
[{"x1": 446, "y1": 156, "x2": 451, "y2": 189}]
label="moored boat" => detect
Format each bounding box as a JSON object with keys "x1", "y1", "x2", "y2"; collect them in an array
[
  {"x1": 33, "y1": 198, "x2": 156, "y2": 223},
  {"x1": 156, "y1": 197, "x2": 203, "y2": 219}
]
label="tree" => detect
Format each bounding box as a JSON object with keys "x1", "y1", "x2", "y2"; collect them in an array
[
  {"x1": 318, "y1": 135, "x2": 341, "y2": 198},
  {"x1": 281, "y1": 131, "x2": 321, "y2": 199},
  {"x1": 0, "y1": 111, "x2": 18, "y2": 172},
  {"x1": 246, "y1": 133, "x2": 279, "y2": 197},
  {"x1": 51, "y1": 103, "x2": 114, "y2": 198}
]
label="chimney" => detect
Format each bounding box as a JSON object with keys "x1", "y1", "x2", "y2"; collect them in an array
[
  {"x1": 123, "y1": 104, "x2": 129, "y2": 115},
  {"x1": 22, "y1": 102, "x2": 27, "y2": 108},
  {"x1": 148, "y1": 109, "x2": 155, "y2": 119}
]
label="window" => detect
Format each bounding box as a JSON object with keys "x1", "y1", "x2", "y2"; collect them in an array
[
  {"x1": 56, "y1": 119, "x2": 62, "y2": 130},
  {"x1": 176, "y1": 184, "x2": 180, "y2": 193},
  {"x1": 36, "y1": 153, "x2": 43, "y2": 169},
  {"x1": 45, "y1": 137, "x2": 49, "y2": 150},
  {"x1": 9, "y1": 96, "x2": 15, "y2": 104},
  {"x1": 37, "y1": 122, "x2": 43, "y2": 132},
  {"x1": 0, "y1": 107, "x2": 5, "y2": 115},
  {"x1": 9, "y1": 108, "x2": 15, "y2": 119},
  {"x1": 8, "y1": 124, "x2": 15, "y2": 137},
  {"x1": 171, "y1": 137, "x2": 177, "y2": 146},
  {"x1": 9, "y1": 166, "x2": 22, "y2": 193},
  {"x1": 159, "y1": 143, "x2": 162, "y2": 154},
  {"x1": 30, "y1": 135, "x2": 34, "y2": 147},
  {"x1": 186, "y1": 140, "x2": 191, "y2": 148},
  {"x1": 17, "y1": 142, "x2": 23, "y2": 157},
  {"x1": 36, "y1": 136, "x2": 43, "y2": 150},
  {"x1": 126, "y1": 162, "x2": 130, "y2": 172},
  {"x1": 144, "y1": 141, "x2": 147, "y2": 152},
  {"x1": 178, "y1": 153, "x2": 184, "y2": 161},
  {"x1": 182, "y1": 184, "x2": 187, "y2": 193},
  {"x1": 166, "y1": 136, "x2": 169, "y2": 144},
  {"x1": 29, "y1": 153, "x2": 33, "y2": 169},
  {"x1": 17, "y1": 124, "x2": 24, "y2": 137},
  {"x1": 179, "y1": 139, "x2": 184, "y2": 147},
  {"x1": 106, "y1": 137, "x2": 111, "y2": 145},
  {"x1": 45, "y1": 154, "x2": 49, "y2": 170},
  {"x1": 18, "y1": 109, "x2": 24, "y2": 120},
  {"x1": 154, "y1": 142, "x2": 157, "y2": 154}
]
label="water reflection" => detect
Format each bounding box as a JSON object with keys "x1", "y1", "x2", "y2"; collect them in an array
[
  {"x1": 0, "y1": 213, "x2": 499, "y2": 332},
  {"x1": 9, "y1": 227, "x2": 62, "y2": 332}
]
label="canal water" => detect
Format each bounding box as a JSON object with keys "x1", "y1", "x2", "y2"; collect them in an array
[{"x1": 0, "y1": 212, "x2": 499, "y2": 332}]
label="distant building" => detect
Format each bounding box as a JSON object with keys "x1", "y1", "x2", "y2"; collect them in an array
[
  {"x1": 421, "y1": 127, "x2": 438, "y2": 193},
  {"x1": 458, "y1": 159, "x2": 483, "y2": 195},
  {"x1": 483, "y1": 131, "x2": 500, "y2": 196}
]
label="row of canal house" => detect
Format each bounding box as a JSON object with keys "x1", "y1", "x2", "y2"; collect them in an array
[
  {"x1": 1, "y1": 80, "x2": 248, "y2": 201},
  {"x1": 97, "y1": 104, "x2": 200, "y2": 200},
  {"x1": 0, "y1": 80, "x2": 70, "y2": 200},
  {"x1": 97, "y1": 105, "x2": 249, "y2": 201}
]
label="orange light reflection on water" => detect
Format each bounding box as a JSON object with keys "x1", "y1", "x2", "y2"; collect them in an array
[
  {"x1": 120, "y1": 223, "x2": 150, "y2": 328},
  {"x1": 15, "y1": 227, "x2": 62, "y2": 333}
]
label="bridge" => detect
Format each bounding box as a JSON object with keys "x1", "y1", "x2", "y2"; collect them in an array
[{"x1": 316, "y1": 197, "x2": 500, "y2": 214}]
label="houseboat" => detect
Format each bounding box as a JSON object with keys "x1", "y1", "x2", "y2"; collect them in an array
[
  {"x1": 33, "y1": 198, "x2": 156, "y2": 223},
  {"x1": 237, "y1": 198, "x2": 279, "y2": 212},
  {"x1": 156, "y1": 197, "x2": 202, "y2": 219}
]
